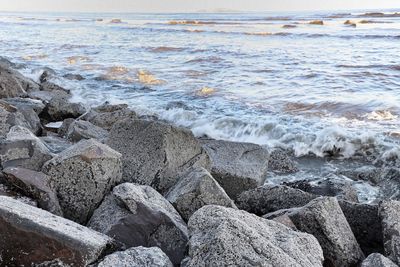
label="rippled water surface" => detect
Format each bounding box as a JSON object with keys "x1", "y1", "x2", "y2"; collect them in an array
[{"x1": 1, "y1": 10, "x2": 400, "y2": 163}]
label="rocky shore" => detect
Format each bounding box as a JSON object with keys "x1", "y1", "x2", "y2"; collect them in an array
[{"x1": 0, "y1": 56, "x2": 399, "y2": 267}]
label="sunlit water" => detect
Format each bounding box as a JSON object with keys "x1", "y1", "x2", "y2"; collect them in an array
[{"x1": 0, "y1": 10, "x2": 400, "y2": 200}]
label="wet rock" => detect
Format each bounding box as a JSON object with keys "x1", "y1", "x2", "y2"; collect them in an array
[
  {"x1": 268, "y1": 148, "x2": 298, "y2": 173},
  {"x1": 379, "y1": 200, "x2": 400, "y2": 265},
  {"x1": 186, "y1": 205, "x2": 324, "y2": 267},
  {"x1": 361, "y1": 253, "x2": 398, "y2": 267},
  {"x1": 39, "y1": 68, "x2": 57, "y2": 83},
  {"x1": 339, "y1": 200, "x2": 383, "y2": 255},
  {"x1": 309, "y1": 20, "x2": 324, "y2": 25},
  {"x1": 282, "y1": 24, "x2": 297, "y2": 28},
  {"x1": 58, "y1": 118, "x2": 75, "y2": 137},
  {"x1": 65, "y1": 120, "x2": 109, "y2": 142},
  {"x1": 95, "y1": 247, "x2": 173, "y2": 267},
  {"x1": 45, "y1": 95, "x2": 86, "y2": 122},
  {"x1": 17, "y1": 104, "x2": 43, "y2": 135},
  {"x1": 107, "y1": 119, "x2": 210, "y2": 193},
  {"x1": 88, "y1": 183, "x2": 188, "y2": 265},
  {"x1": 40, "y1": 135, "x2": 73, "y2": 154},
  {"x1": 288, "y1": 197, "x2": 365, "y2": 267},
  {"x1": 0, "y1": 196, "x2": 116, "y2": 266},
  {"x1": 0, "y1": 56, "x2": 24, "y2": 69},
  {"x1": 200, "y1": 139, "x2": 269, "y2": 199},
  {"x1": 40, "y1": 81, "x2": 71, "y2": 95},
  {"x1": 0, "y1": 100, "x2": 34, "y2": 137},
  {"x1": 63, "y1": 73, "x2": 85, "y2": 81},
  {"x1": 0, "y1": 64, "x2": 39, "y2": 98},
  {"x1": 0, "y1": 181, "x2": 38, "y2": 207},
  {"x1": 3, "y1": 97, "x2": 45, "y2": 114},
  {"x1": 0, "y1": 126, "x2": 54, "y2": 171},
  {"x1": 42, "y1": 139, "x2": 122, "y2": 224},
  {"x1": 378, "y1": 168, "x2": 400, "y2": 200},
  {"x1": 2, "y1": 167, "x2": 62, "y2": 216},
  {"x1": 165, "y1": 167, "x2": 237, "y2": 221},
  {"x1": 344, "y1": 20, "x2": 357, "y2": 27},
  {"x1": 236, "y1": 185, "x2": 316, "y2": 215}
]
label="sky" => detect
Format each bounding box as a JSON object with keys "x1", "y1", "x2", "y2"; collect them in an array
[{"x1": 0, "y1": 0, "x2": 399, "y2": 13}]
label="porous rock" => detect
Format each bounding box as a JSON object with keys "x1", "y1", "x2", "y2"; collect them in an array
[
  {"x1": 65, "y1": 120, "x2": 109, "y2": 142},
  {"x1": 361, "y1": 253, "x2": 398, "y2": 267},
  {"x1": 0, "y1": 64, "x2": 39, "y2": 98},
  {"x1": 379, "y1": 200, "x2": 400, "y2": 265}
]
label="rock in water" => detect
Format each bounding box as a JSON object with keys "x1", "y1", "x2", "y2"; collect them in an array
[
  {"x1": 107, "y1": 119, "x2": 210, "y2": 193},
  {"x1": 288, "y1": 197, "x2": 365, "y2": 267},
  {"x1": 185, "y1": 205, "x2": 324, "y2": 266},
  {"x1": 42, "y1": 139, "x2": 122, "y2": 224},
  {"x1": 379, "y1": 200, "x2": 400, "y2": 265},
  {"x1": 165, "y1": 167, "x2": 237, "y2": 221},
  {"x1": 65, "y1": 120, "x2": 109, "y2": 142},
  {"x1": 361, "y1": 253, "x2": 398, "y2": 267},
  {"x1": 0, "y1": 64, "x2": 39, "y2": 98},
  {"x1": 88, "y1": 183, "x2": 188, "y2": 265},
  {"x1": 96, "y1": 247, "x2": 173, "y2": 267},
  {"x1": 200, "y1": 139, "x2": 269, "y2": 199},
  {"x1": 0, "y1": 196, "x2": 116, "y2": 266}
]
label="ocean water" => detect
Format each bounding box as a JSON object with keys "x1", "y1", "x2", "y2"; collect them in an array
[{"x1": 1, "y1": 10, "x2": 400, "y2": 176}]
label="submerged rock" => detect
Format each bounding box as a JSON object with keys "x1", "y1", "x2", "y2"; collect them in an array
[
  {"x1": 65, "y1": 120, "x2": 109, "y2": 142},
  {"x1": 107, "y1": 119, "x2": 210, "y2": 193},
  {"x1": 42, "y1": 139, "x2": 122, "y2": 224},
  {"x1": 379, "y1": 200, "x2": 400, "y2": 265},
  {"x1": 361, "y1": 253, "x2": 398, "y2": 267},
  {"x1": 88, "y1": 183, "x2": 188, "y2": 265},
  {"x1": 186, "y1": 205, "x2": 324, "y2": 266},
  {"x1": 0, "y1": 196, "x2": 116, "y2": 266},
  {"x1": 200, "y1": 139, "x2": 269, "y2": 199},
  {"x1": 165, "y1": 167, "x2": 237, "y2": 221}
]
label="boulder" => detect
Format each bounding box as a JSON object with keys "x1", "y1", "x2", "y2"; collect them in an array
[
  {"x1": 3, "y1": 97, "x2": 45, "y2": 114},
  {"x1": 2, "y1": 167, "x2": 62, "y2": 216},
  {"x1": 200, "y1": 139, "x2": 269, "y2": 199},
  {"x1": 288, "y1": 197, "x2": 365, "y2": 267},
  {"x1": 40, "y1": 81, "x2": 71, "y2": 95},
  {"x1": 236, "y1": 185, "x2": 316, "y2": 215},
  {"x1": 63, "y1": 73, "x2": 85, "y2": 81},
  {"x1": 186, "y1": 205, "x2": 324, "y2": 266},
  {"x1": 96, "y1": 247, "x2": 173, "y2": 267},
  {"x1": 361, "y1": 253, "x2": 398, "y2": 267},
  {"x1": 65, "y1": 120, "x2": 109, "y2": 142},
  {"x1": 88, "y1": 183, "x2": 188, "y2": 265},
  {"x1": 379, "y1": 200, "x2": 400, "y2": 265},
  {"x1": 0, "y1": 64, "x2": 39, "y2": 98},
  {"x1": 339, "y1": 200, "x2": 383, "y2": 255},
  {"x1": 107, "y1": 119, "x2": 210, "y2": 193},
  {"x1": 0, "y1": 126, "x2": 53, "y2": 171},
  {"x1": 165, "y1": 167, "x2": 236, "y2": 221},
  {"x1": 45, "y1": 95, "x2": 86, "y2": 122},
  {"x1": 58, "y1": 118, "x2": 75, "y2": 137},
  {"x1": 0, "y1": 196, "x2": 116, "y2": 266},
  {"x1": 42, "y1": 139, "x2": 122, "y2": 224},
  {"x1": 0, "y1": 100, "x2": 34, "y2": 137},
  {"x1": 268, "y1": 149, "x2": 298, "y2": 173},
  {"x1": 40, "y1": 135, "x2": 73, "y2": 154}
]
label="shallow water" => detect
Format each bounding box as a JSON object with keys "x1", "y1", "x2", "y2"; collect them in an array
[{"x1": 1, "y1": 10, "x2": 400, "y2": 167}]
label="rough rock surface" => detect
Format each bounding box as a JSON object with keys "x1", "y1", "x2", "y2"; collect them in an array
[
  {"x1": 379, "y1": 200, "x2": 400, "y2": 265},
  {"x1": 45, "y1": 95, "x2": 86, "y2": 121},
  {"x1": 236, "y1": 185, "x2": 316, "y2": 215},
  {"x1": 88, "y1": 183, "x2": 188, "y2": 265},
  {"x1": 2, "y1": 167, "x2": 62, "y2": 216},
  {"x1": 3, "y1": 97, "x2": 45, "y2": 114},
  {"x1": 107, "y1": 119, "x2": 210, "y2": 193},
  {"x1": 95, "y1": 247, "x2": 173, "y2": 267},
  {"x1": 165, "y1": 167, "x2": 236, "y2": 221},
  {"x1": 42, "y1": 139, "x2": 122, "y2": 224},
  {"x1": 200, "y1": 139, "x2": 269, "y2": 199},
  {"x1": 0, "y1": 100, "x2": 34, "y2": 137},
  {"x1": 65, "y1": 120, "x2": 109, "y2": 142},
  {"x1": 288, "y1": 197, "x2": 365, "y2": 267},
  {"x1": 40, "y1": 135, "x2": 73, "y2": 154},
  {"x1": 268, "y1": 149, "x2": 299, "y2": 173},
  {"x1": 0, "y1": 196, "x2": 116, "y2": 266},
  {"x1": 186, "y1": 205, "x2": 324, "y2": 267},
  {"x1": 0, "y1": 64, "x2": 38, "y2": 98},
  {"x1": 361, "y1": 253, "x2": 398, "y2": 267}
]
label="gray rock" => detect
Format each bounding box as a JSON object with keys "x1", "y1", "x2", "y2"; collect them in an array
[
  {"x1": 2, "y1": 167, "x2": 62, "y2": 216},
  {"x1": 96, "y1": 247, "x2": 173, "y2": 267},
  {"x1": 17, "y1": 104, "x2": 43, "y2": 135},
  {"x1": 268, "y1": 149, "x2": 299, "y2": 173},
  {"x1": 40, "y1": 81, "x2": 71, "y2": 95},
  {"x1": 63, "y1": 73, "x2": 85, "y2": 81},
  {"x1": 0, "y1": 100, "x2": 33, "y2": 137},
  {"x1": 378, "y1": 168, "x2": 400, "y2": 200},
  {"x1": 33, "y1": 259, "x2": 71, "y2": 267},
  {"x1": 236, "y1": 185, "x2": 317, "y2": 215},
  {"x1": 45, "y1": 95, "x2": 86, "y2": 122},
  {"x1": 39, "y1": 68, "x2": 57, "y2": 83},
  {"x1": 0, "y1": 64, "x2": 39, "y2": 98},
  {"x1": 0, "y1": 181, "x2": 38, "y2": 207},
  {"x1": 40, "y1": 135, "x2": 73, "y2": 154},
  {"x1": 58, "y1": 118, "x2": 75, "y2": 137},
  {"x1": 107, "y1": 119, "x2": 210, "y2": 193},
  {"x1": 42, "y1": 139, "x2": 122, "y2": 224},
  {"x1": 165, "y1": 167, "x2": 237, "y2": 221},
  {"x1": 65, "y1": 120, "x2": 109, "y2": 142},
  {"x1": 200, "y1": 139, "x2": 269, "y2": 199},
  {"x1": 88, "y1": 183, "x2": 188, "y2": 265},
  {"x1": 0, "y1": 196, "x2": 116, "y2": 266},
  {"x1": 339, "y1": 200, "x2": 383, "y2": 255},
  {"x1": 288, "y1": 197, "x2": 365, "y2": 267},
  {"x1": 3, "y1": 97, "x2": 45, "y2": 114},
  {"x1": 0, "y1": 126, "x2": 54, "y2": 171},
  {"x1": 361, "y1": 253, "x2": 398, "y2": 267},
  {"x1": 186, "y1": 205, "x2": 324, "y2": 267},
  {"x1": 379, "y1": 200, "x2": 400, "y2": 265}
]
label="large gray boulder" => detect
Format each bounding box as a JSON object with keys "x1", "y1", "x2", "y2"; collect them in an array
[
  {"x1": 2, "y1": 167, "x2": 62, "y2": 216},
  {"x1": 186, "y1": 205, "x2": 324, "y2": 267},
  {"x1": 42, "y1": 139, "x2": 122, "y2": 224},
  {"x1": 45, "y1": 95, "x2": 86, "y2": 122},
  {"x1": 0, "y1": 100, "x2": 34, "y2": 137},
  {"x1": 361, "y1": 253, "x2": 398, "y2": 267},
  {"x1": 165, "y1": 167, "x2": 236, "y2": 221},
  {"x1": 88, "y1": 183, "x2": 188, "y2": 265},
  {"x1": 0, "y1": 126, "x2": 54, "y2": 171},
  {"x1": 96, "y1": 247, "x2": 173, "y2": 267},
  {"x1": 0, "y1": 64, "x2": 39, "y2": 98},
  {"x1": 107, "y1": 119, "x2": 210, "y2": 193},
  {"x1": 65, "y1": 120, "x2": 109, "y2": 142},
  {"x1": 0, "y1": 196, "x2": 116, "y2": 266},
  {"x1": 200, "y1": 139, "x2": 269, "y2": 199},
  {"x1": 379, "y1": 200, "x2": 400, "y2": 265},
  {"x1": 287, "y1": 197, "x2": 365, "y2": 267},
  {"x1": 236, "y1": 185, "x2": 317, "y2": 215}
]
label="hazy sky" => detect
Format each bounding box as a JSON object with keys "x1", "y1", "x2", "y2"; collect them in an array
[{"x1": 0, "y1": 0, "x2": 399, "y2": 13}]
